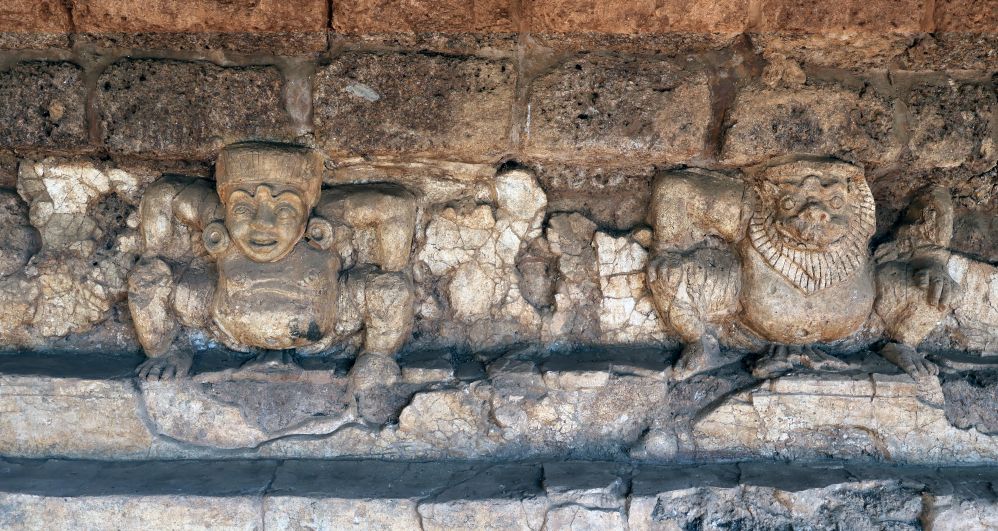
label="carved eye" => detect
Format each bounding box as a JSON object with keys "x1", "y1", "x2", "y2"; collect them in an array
[
  {"x1": 276, "y1": 205, "x2": 298, "y2": 219},
  {"x1": 780, "y1": 196, "x2": 796, "y2": 211},
  {"x1": 232, "y1": 204, "x2": 252, "y2": 216},
  {"x1": 829, "y1": 195, "x2": 844, "y2": 209}
]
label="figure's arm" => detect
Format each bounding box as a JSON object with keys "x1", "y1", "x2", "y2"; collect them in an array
[
  {"x1": 648, "y1": 169, "x2": 748, "y2": 252},
  {"x1": 138, "y1": 176, "x2": 222, "y2": 259},
  {"x1": 883, "y1": 187, "x2": 958, "y2": 309}
]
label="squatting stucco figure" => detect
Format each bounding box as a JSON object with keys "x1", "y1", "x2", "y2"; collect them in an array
[
  {"x1": 647, "y1": 156, "x2": 960, "y2": 381},
  {"x1": 127, "y1": 142, "x2": 416, "y2": 395}
]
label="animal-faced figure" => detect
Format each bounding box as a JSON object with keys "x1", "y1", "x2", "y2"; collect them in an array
[
  {"x1": 128, "y1": 142, "x2": 415, "y2": 396},
  {"x1": 647, "y1": 157, "x2": 957, "y2": 380}
]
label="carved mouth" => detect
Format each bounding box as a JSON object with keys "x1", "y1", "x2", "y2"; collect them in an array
[{"x1": 249, "y1": 237, "x2": 278, "y2": 250}]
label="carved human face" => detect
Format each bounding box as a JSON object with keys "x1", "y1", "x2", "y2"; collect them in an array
[
  {"x1": 225, "y1": 185, "x2": 308, "y2": 262},
  {"x1": 766, "y1": 172, "x2": 851, "y2": 249}
]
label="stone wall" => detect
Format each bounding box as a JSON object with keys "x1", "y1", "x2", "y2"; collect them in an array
[{"x1": 0, "y1": 1, "x2": 997, "y2": 528}]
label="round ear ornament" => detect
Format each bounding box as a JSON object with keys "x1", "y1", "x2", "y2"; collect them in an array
[
  {"x1": 203, "y1": 221, "x2": 230, "y2": 257},
  {"x1": 306, "y1": 217, "x2": 335, "y2": 251}
]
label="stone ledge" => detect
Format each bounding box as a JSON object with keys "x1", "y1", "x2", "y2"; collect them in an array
[
  {"x1": 2, "y1": 350, "x2": 998, "y2": 464},
  {"x1": 2, "y1": 459, "x2": 998, "y2": 529}
]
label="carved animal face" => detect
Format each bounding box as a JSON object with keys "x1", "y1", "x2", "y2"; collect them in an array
[
  {"x1": 225, "y1": 184, "x2": 308, "y2": 262},
  {"x1": 764, "y1": 172, "x2": 851, "y2": 249}
]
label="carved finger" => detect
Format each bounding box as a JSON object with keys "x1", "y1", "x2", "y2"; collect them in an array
[
  {"x1": 163, "y1": 366, "x2": 177, "y2": 380},
  {"x1": 927, "y1": 360, "x2": 939, "y2": 376},
  {"x1": 938, "y1": 283, "x2": 953, "y2": 309},
  {"x1": 152, "y1": 364, "x2": 166, "y2": 381},
  {"x1": 137, "y1": 363, "x2": 150, "y2": 380},
  {"x1": 914, "y1": 270, "x2": 929, "y2": 288},
  {"x1": 929, "y1": 278, "x2": 944, "y2": 306}
]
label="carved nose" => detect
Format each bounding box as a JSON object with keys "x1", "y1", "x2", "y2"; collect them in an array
[
  {"x1": 800, "y1": 205, "x2": 830, "y2": 223},
  {"x1": 251, "y1": 206, "x2": 277, "y2": 228}
]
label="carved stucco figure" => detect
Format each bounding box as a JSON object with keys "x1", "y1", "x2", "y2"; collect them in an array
[
  {"x1": 127, "y1": 142, "x2": 416, "y2": 395},
  {"x1": 647, "y1": 157, "x2": 961, "y2": 381}
]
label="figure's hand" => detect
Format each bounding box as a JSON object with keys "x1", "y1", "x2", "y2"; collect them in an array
[
  {"x1": 912, "y1": 262, "x2": 958, "y2": 310},
  {"x1": 136, "y1": 350, "x2": 194, "y2": 381}
]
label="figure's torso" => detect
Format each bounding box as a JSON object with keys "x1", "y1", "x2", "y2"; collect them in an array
[
  {"x1": 211, "y1": 243, "x2": 340, "y2": 350},
  {"x1": 737, "y1": 241, "x2": 874, "y2": 344}
]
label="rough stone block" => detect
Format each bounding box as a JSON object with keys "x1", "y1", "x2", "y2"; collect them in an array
[
  {"x1": 904, "y1": 77, "x2": 996, "y2": 171},
  {"x1": 97, "y1": 60, "x2": 294, "y2": 158},
  {"x1": 526, "y1": 56, "x2": 711, "y2": 164},
  {"x1": 0, "y1": 376, "x2": 154, "y2": 458},
  {"x1": 314, "y1": 52, "x2": 515, "y2": 162},
  {"x1": 0, "y1": 62, "x2": 87, "y2": 149},
  {"x1": 757, "y1": 0, "x2": 927, "y2": 32},
  {"x1": 529, "y1": 0, "x2": 750, "y2": 33},
  {"x1": 720, "y1": 82, "x2": 899, "y2": 167},
  {"x1": 333, "y1": 0, "x2": 514, "y2": 33},
  {"x1": 73, "y1": 0, "x2": 328, "y2": 33},
  {"x1": 0, "y1": 0, "x2": 70, "y2": 33},
  {"x1": 900, "y1": 34, "x2": 998, "y2": 71},
  {"x1": 75, "y1": 32, "x2": 327, "y2": 55},
  {"x1": 935, "y1": 0, "x2": 998, "y2": 32}
]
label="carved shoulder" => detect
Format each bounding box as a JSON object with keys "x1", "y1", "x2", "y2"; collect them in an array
[
  {"x1": 648, "y1": 169, "x2": 748, "y2": 252},
  {"x1": 138, "y1": 176, "x2": 222, "y2": 259}
]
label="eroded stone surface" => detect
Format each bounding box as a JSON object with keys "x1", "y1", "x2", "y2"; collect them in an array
[
  {"x1": 97, "y1": 61, "x2": 293, "y2": 158},
  {"x1": 0, "y1": 62, "x2": 87, "y2": 149},
  {"x1": 314, "y1": 52, "x2": 515, "y2": 162},
  {"x1": 721, "y1": 83, "x2": 898, "y2": 167},
  {"x1": 526, "y1": 56, "x2": 710, "y2": 164}
]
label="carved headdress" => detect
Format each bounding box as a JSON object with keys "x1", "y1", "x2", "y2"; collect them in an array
[
  {"x1": 748, "y1": 159, "x2": 876, "y2": 294},
  {"x1": 215, "y1": 142, "x2": 324, "y2": 209}
]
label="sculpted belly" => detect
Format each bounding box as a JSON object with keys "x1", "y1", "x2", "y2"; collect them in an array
[
  {"x1": 211, "y1": 246, "x2": 338, "y2": 350},
  {"x1": 738, "y1": 246, "x2": 874, "y2": 344}
]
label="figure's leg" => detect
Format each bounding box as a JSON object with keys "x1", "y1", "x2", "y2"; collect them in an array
[
  {"x1": 875, "y1": 261, "x2": 950, "y2": 378},
  {"x1": 648, "y1": 247, "x2": 740, "y2": 380},
  {"x1": 128, "y1": 257, "x2": 193, "y2": 380},
  {"x1": 349, "y1": 271, "x2": 413, "y2": 391}
]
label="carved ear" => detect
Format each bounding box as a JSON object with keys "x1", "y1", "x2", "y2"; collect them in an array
[
  {"x1": 202, "y1": 221, "x2": 230, "y2": 258},
  {"x1": 305, "y1": 217, "x2": 335, "y2": 251}
]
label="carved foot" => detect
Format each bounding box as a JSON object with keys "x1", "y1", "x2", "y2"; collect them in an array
[
  {"x1": 136, "y1": 350, "x2": 194, "y2": 381},
  {"x1": 672, "y1": 334, "x2": 725, "y2": 381},
  {"x1": 349, "y1": 353, "x2": 402, "y2": 424},
  {"x1": 752, "y1": 344, "x2": 849, "y2": 379},
  {"x1": 881, "y1": 343, "x2": 944, "y2": 407}
]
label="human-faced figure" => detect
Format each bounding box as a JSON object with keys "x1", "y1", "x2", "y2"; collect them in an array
[
  {"x1": 763, "y1": 170, "x2": 851, "y2": 250},
  {"x1": 225, "y1": 184, "x2": 309, "y2": 263}
]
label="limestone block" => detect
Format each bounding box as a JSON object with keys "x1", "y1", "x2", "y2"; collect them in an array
[
  {"x1": 0, "y1": 0, "x2": 70, "y2": 33},
  {"x1": 416, "y1": 169, "x2": 546, "y2": 346},
  {"x1": 899, "y1": 34, "x2": 998, "y2": 71},
  {"x1": 594, "y1": 232, "x2": 664, "y2": 344},
  {"x1": 0, "y1": 1, "x2": 70, "y2": 48},
  {"x1": 721, "y1": 83, "x2": 899, "y2": 167},
  {"x1": 97, "y1": 60, "x2": 293, "y2": 158},
  {"x1": 140, "y1": 374, "x2": 356, "y2": 449},
  {"x1": 72, "y1": 0, "x2": 328, "y2": 33},
  {"x1": 757, "y1": 0, "x2": 926, "y2": 32},
  {"x1": 529, "y1": 0, "x2": 750, "y2": 33},
  {"x1": 526, "y1": 56, "x2": 710, "y2": 164},
  {"x1": 0, "y1": 190, "x2": 39, "y2": 278},
  {"x1": 0, "y1": 62, "x2": 87, "y2": 149},
  {"x1": 630, "y1": 480, "x2": 924, "y2": 530},
  {"x1": 333, "y1": 0, "x2": 514, "y2": 33},
  {"x1": 314, "y1": 52, "x2": 514, "y2": 162},
  {"x1": 751, "y1": 34, "x2": 914, "y2": 70},
  {"x1": 0, "y1": 494, "x2": 261, "y2": 530},
  {"x1": 5, "y1": 160, "x2": 144, "y2": 341},
  {"x1": 695, "y1": 372, "x2": 998, "y2": 462},
  {"x1": 536, "y1": 164, "x2": 653, "y2": 231},
  {"x1": 946, "y1": 255, "x2": 998, "y2": 353},
  {"x1": 934, "y1": 0, "x2": 998, "y2": 32},
  {"x1": 0, "y1": 376, "x2": 153, "y2": 458},
  {"x1": 905, "y1": 78, "x2": 996, "y2": 171}
]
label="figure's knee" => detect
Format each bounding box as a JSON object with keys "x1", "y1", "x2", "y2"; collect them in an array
[{"x1": 363, "y1": 271, "x2": 415, "y2": 356}]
